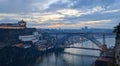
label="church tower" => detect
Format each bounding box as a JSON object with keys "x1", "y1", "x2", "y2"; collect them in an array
[{"x1": 18, "y1": 20, "x2": 26, "y2": 28}]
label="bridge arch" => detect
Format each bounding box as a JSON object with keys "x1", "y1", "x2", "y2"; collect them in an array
[{"x1": 55, "y1": 33, "x2": 108, "y2": 51}]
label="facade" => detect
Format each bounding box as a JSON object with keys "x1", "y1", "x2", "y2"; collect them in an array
[
  {"x1": 19, "y1": 32, "x2": 40, "y2": 43},
  {"x1": 114, "y1": 23, "x2": 120, "y2": 66}
]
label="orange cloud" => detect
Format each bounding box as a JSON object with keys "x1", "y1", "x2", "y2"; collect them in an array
[{"x1": 32, "y1": 19, "x2": 112, "y2": 28}]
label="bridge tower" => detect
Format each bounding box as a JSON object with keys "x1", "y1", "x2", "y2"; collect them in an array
[{"x1": 102, "y1": 34, "x2": 107, "y2": 51}]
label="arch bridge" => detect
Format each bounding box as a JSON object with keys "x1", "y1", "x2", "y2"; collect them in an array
[{"x1": 47, "y1": 31, "x2": 114, "y2": 51}]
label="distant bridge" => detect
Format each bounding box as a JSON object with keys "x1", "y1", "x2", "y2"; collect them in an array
[{"x1": 42, "y1": 29, "x2": 115, "y2": 51}]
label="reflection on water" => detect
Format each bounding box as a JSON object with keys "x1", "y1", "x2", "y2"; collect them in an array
[
  {"x1": 34, "y1": 51, "x2": 97, "y2": 66},
  {"x1": 0, "y1": 38, "x2": 115, "y2": 66}
]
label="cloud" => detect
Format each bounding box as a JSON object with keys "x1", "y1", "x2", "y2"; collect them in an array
[
  {"x1": 32, "y1": 19, "x2": 112, "y2": 28},
  {"x1": 102, "y1": 9, "x2": 120, "y2": 14},
  {"x1": 0, "y1": 17, "x2": 4, "y2": 20},
  {"x1": 0, "y1": 0, "x2": 59, "y2": 13},
  {"x1": 0, "y1": 6, "x2": 105, "y2": 24},
  {"x1": 85, "y1": 20, "x2": 112, "y2": 24},
  {"x1": 0, "y1": 12, "x2": 65, "y2": 24},
  {"x1": 0, "y1": 13, "x2": 20, "y2": 17},
  {"x1": 0, "y1": 0, "x2": 119, "y2": 29},
  {"x1": 57, "y1": 6, "x2": 104, "y2": 17},
  {"x1": 57, "y1": 9, "x2": 80, "y2": 16},
  {"x1": 31, "y1": 0, "x2": 59, "y2": 11},
  {"x1": 31, "y1": 12, "x2": 64, "y2": 22}
]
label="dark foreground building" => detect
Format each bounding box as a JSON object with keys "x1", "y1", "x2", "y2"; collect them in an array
[{"x1": 114, "y1": 23, "x2": 120, "y2": 66}]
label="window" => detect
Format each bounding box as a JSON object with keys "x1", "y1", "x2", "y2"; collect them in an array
[{"x1": 117, "y1": 56, "x2": 119, "y2": 59}]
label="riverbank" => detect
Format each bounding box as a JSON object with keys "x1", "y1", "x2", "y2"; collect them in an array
[
  {"x1": 0, "y1": 46, "x2": 40, "y2": 66},
  {"x1": 0, "y1": 46, "x2": 65, "y2": 66}
]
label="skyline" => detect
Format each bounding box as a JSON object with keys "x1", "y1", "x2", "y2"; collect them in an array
[{"x1": 0, "y1": 0, "x2": 119, "y2": 29}]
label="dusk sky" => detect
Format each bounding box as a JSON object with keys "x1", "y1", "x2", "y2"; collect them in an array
[{"x1": 0, "y1": 0, "x2": 119, "y2": 29}]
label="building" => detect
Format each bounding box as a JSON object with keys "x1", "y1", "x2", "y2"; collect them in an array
[
  {"x1": 114, "y1": 23, "x2": 120, "y2": 66},
  {"x1": 0, "y1": 20, "x2": 36, "y2": 49},
  {"x1": 19, "y1": 32, "x2": 40, "y2": 43},
  {"x1": 0, "y1": 20, "x2": 26, "y2": 29}
]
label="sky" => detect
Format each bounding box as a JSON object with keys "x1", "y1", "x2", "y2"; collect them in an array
[{"x1": 0, "y1": 0, "x2": 119, "y2": 29}]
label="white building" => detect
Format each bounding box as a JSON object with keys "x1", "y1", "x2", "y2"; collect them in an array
[{"x1": 19, "y1": 32, "x2": 40, "y2": 43}]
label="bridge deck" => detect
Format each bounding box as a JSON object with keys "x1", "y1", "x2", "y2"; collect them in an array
[
  {"x1": 63, "y1": 52, "x2": 99, "y2": 58},
  {"x1": 63, "y1": 47, "x2": 100, "y2": 51}
]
